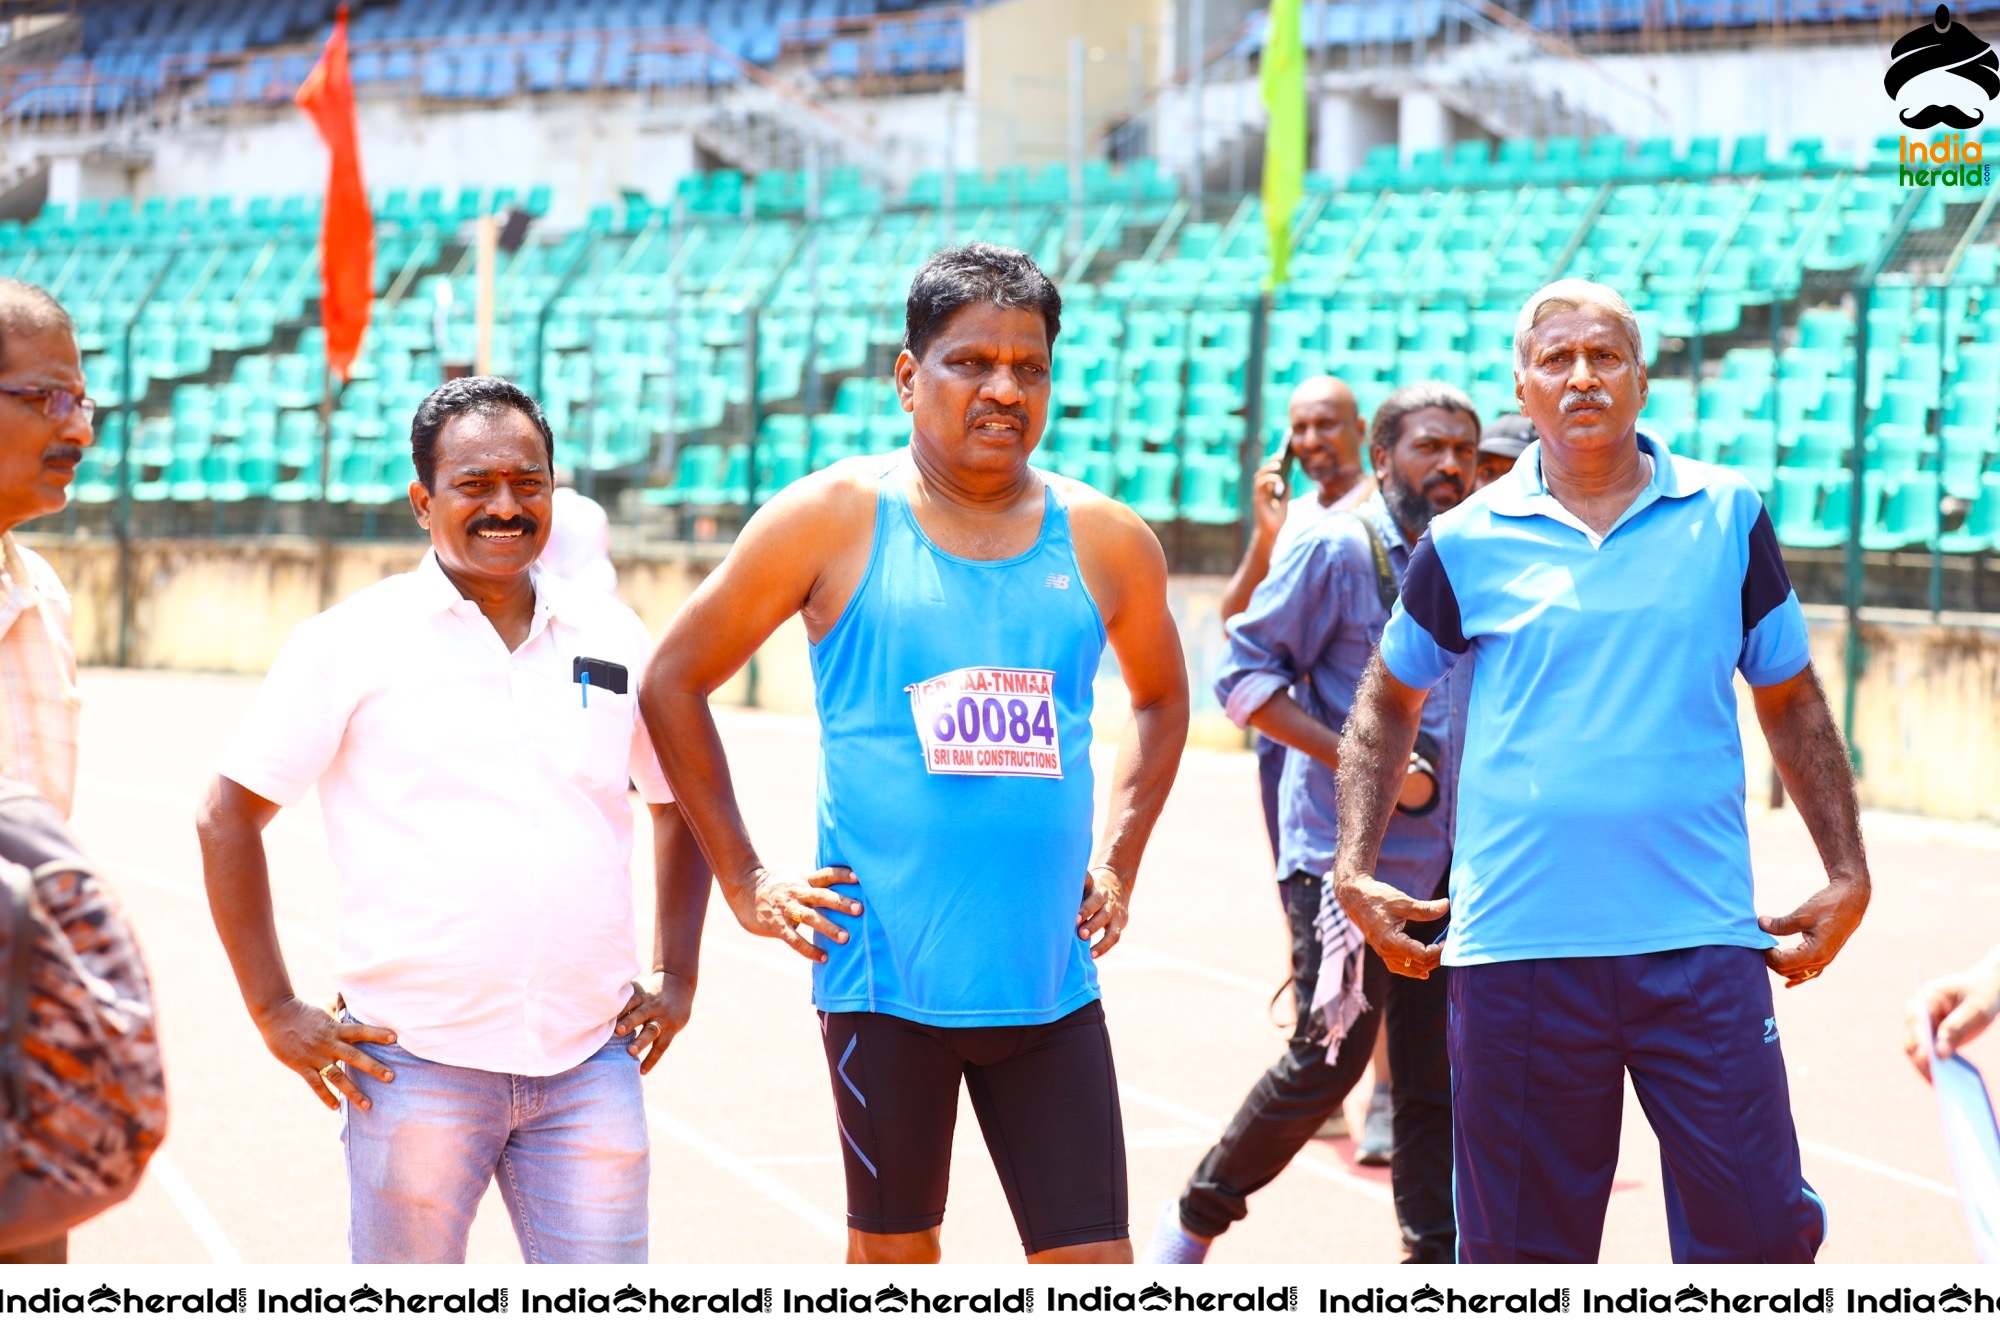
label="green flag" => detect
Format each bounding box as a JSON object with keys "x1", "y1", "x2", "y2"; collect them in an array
[{"x1": 1260, "y1": 0, "x2": 1305, "y2": 290}]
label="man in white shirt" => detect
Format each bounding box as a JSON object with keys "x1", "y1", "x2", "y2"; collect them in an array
[
  {"x1": 0, "y1": 275, "x2": 99, "y2": 1268},
  {"x1": 539, "y1": 480, "x2": 617, "y2": 595},
  {"x1": 197, "y1": 376, "x2": 709, "y2": 1264},
  {"x1": 0, "y1": 278, "x2": 93, "y2": 825}
]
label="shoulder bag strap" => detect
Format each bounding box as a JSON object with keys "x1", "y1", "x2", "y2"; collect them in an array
[{"x1": 1357, "y1": 516, "x2": 1400, "y2": 615}]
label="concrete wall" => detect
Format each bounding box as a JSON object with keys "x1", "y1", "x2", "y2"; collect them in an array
[
  {"x1": 969, "y1": 0, "x2": 1167, "y2": 168},
  {"x1": 1807, "y1": 610, "x2": 2000, "y2": 824},
  {"x1": 11, "y1": 33, "x2": 1922, "y2": 220},
  {"x1": 16, "y1": 534, "x2": 1997, "y2": 823},
  {"x1": 99, "y1": 98, "x2": 703, "y2": 230},
  {"x1": 30, "y1": 86, "x2": 970, "y2": 222}
]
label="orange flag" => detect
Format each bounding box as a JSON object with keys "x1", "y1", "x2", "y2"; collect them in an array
[{"x1": 296, "y1": 4, "x2": 372, "y2": 383}]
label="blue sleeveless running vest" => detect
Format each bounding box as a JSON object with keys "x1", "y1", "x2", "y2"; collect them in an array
[{"x1": 809, "y1": 460, "x2": 1108, "y2": 1025}]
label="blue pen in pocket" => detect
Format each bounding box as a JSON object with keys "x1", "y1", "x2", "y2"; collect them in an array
[{"x1": 573, "y1": 656, "x2": 629, "y2": 710}]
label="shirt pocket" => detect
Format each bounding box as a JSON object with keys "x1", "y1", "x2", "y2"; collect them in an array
[{"x1": 519, "y1": 666, "x2": 639, "y2": 793}]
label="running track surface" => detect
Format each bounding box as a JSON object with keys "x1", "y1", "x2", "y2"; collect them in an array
[{"x1": 61, "y1": 668, "x2": 2000, "y2": 1265}]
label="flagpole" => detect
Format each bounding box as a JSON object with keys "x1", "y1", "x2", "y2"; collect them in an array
[
  {"x1": 474, "y1": 211, "x2": 497, "y2": 376},
  {"x1": 318, "y1": 365, "x2": 335, "y2": 610},
  {"x1": 297, "y1": 1, "x2": 371, "y2": 614}
]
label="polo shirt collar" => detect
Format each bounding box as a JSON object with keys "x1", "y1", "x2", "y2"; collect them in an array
[
  {"x1": 412, "y1": 548, "x2": 569, "y2": 638},
  {"x1": 1486, "y1": 431, "x2": 1703, "y2": 525}
]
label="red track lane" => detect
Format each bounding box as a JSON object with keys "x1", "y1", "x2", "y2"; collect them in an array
[{"x1": 57, "y1": 668, "x2": 1997, "y2": 1265}]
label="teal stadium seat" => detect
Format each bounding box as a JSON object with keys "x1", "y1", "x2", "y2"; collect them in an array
[
  {"x1": 1864, "y1": 473, "x2": 1941, "y2": 551},
  {"x1": 1941, "y1": 474, "x2": 2000, "y2": 553},
  {"x1": 1773, "y1": 467, "x2": 1849, "y2": 548},
  {"x1": 1178, "y1": 456, "x2": 1239, "y2": 525},
  {"x1": 1120, "y1": 452, "x2": 1179, "y2": 524}
]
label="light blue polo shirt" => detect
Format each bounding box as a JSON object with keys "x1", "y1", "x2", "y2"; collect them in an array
[{"x1": 1378, "y1": 433, "x2": 1811, "y2": 966}]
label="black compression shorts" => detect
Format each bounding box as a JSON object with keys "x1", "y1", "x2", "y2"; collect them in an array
[{"x1": 818, "y1": 1000, "x2": 1128, "y2": 1255}]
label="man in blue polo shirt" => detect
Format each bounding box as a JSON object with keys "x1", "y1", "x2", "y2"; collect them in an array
[{"x1": 1332, "y1": 279, "x2": 1871, "y2": 1263}]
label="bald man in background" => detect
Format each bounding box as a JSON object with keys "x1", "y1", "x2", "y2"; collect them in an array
[
  {"x1": 1217, "y1": 375, "x2": 1387, "y2": 1150},
  {"x1": 1221, "y1": 376, "x2": 1375, "y2": 868},
  {"x1": 1220, "y1": 377, "x2": 1374, "y2": 627}
]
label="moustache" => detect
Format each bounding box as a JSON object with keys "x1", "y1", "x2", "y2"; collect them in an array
[
  {"x1": 1560, "y1": 390, "x2": 1615, "y2": 412},
  {"x1": 468, "y1": 516, "x2": 538, "y2": 537},
  {"x1": 966, "y1": 406, "x2": 1030, "y2": 430},
  {"x1": 1901, "y1": 104, "x2": 1985, "y2": 129}
]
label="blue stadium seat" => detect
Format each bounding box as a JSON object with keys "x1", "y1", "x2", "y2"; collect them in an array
[{"x1": 421, "y1": 52, "x2": 457, "y2": 98}]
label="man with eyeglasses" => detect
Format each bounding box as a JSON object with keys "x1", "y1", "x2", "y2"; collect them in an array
[
  {"x1": 0, "y1": 277, "x2": 94, "y2": 821},
  {"x1": 0, "y1": 277, "x2": 99, "y2": 1263}
]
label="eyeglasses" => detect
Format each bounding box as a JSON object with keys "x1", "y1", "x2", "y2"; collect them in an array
[{"x1": 0, "y1": 386, "x2": 94, "y2": 424}]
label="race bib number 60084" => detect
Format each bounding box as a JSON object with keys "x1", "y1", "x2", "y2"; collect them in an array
[{"x1": 905, "y1": 666, "x2": 1063, "y2": 779}]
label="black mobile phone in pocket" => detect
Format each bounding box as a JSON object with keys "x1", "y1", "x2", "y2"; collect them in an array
[{"x1": 573, "y1": 657, "x2": 629, "y2": 695}]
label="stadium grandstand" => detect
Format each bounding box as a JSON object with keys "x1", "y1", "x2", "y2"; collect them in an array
[{"x1": 2, "y1": 0, "x2": 1997, "y2": 618}]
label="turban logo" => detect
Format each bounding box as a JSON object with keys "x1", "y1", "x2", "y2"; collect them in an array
[{"x1": 1885, "y1": 5, "x2": 2000, "y2": 129}]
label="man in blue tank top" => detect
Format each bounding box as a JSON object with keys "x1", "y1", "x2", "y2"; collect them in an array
[{"x1": 640, "y1": 244, "x2": 1190, "y2": 1264}]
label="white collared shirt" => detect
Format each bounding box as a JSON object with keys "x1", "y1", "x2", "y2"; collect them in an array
[
  {"x1": 1273, "y1": 474, "x2": 1376, "y2": 561},
  {"x1": 220, "y1": 550, "x2": 673, "y2": 1076},
  {"x1": 0, "y1": 536, "x2": 80, "y2": 818}
]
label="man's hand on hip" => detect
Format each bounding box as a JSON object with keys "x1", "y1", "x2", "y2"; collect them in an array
[
  {"x1": 734, "y1": 866, "x2": 863, "y2": 963},
  {"x1": 617, "y1": 970, "x2": 696, "y2": 1074},
  {"x1": 256, "y1": 996, "x2": 396, "y2": 1111},
  {"x1": 1759, "y1": 872, "x2": 1870, "y2": 988},
  {"x1": 1335, "y1": 873, "x2": 1449, "y2": 979},
  {"x1": 1077, "y1": 864, "x2": 1130, "y2": 959}
]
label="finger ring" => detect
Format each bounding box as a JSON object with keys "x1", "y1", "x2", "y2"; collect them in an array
[{"x1": 319, "y1": 1064, "x2": 339, "y2": 1080}]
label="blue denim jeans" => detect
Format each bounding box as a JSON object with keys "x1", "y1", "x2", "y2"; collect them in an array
[{"x1": 341, "y1": 1033, "x2": 649, "y2": 1264}]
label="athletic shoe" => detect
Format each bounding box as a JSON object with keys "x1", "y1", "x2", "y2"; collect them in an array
[
  {"x1": 1312, "y1": 1107, "x2": 1351, "y2": 1140},
  {"x1": 1355, "y1": 1086, "x2": 1394, "y2": 1166},
  {"x1": 1140, "y1": 1202, "x2": 1211, "y2": 1264}
]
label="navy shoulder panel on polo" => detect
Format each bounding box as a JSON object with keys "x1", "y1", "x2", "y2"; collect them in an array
[
  {"x1": 1398, "y1": 530, "x2": 1468, "y2": 655},
  {"x1": 1741, "y1": 505, "x2": 1793, "y2": 636}
]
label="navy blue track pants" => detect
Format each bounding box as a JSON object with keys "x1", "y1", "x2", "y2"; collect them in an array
[{"x1": 1448, "y1": 945, "x2": 1827, "y2": 1264}]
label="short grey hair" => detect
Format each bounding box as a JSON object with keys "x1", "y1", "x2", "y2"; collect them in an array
[
  {"x1": 1369, "y1": 380, "x2": 1481, "y2": 459},
  {"x1": 1513, "y1": 278, "x2": 1643, "y2": 372},
  {"x1": 0, "y1": 277, "x2": 73, "y2": 369}
]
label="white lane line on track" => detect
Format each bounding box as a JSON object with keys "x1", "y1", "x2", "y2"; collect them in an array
[
  {"x1": 1798, "y1": 1138, "x2": 1959, "y2": 1199},
  {"x1": 1119, "y1": 1085, "x2": 1392, "y2": 1205},
  {"x1": 645, "y1": 1108, "x2": 847, "y2": 1244},
  {"x1": 148, "y1": 1150, "x2": 244, "y2": 1264},
  {"x1": 99, "y1": 857, "x2": 333, "y2": 957}
]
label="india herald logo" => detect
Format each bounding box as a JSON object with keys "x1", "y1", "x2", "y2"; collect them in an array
[{"x1": 1885, "y1": 5, "x2": 1999, "y2": 130}]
